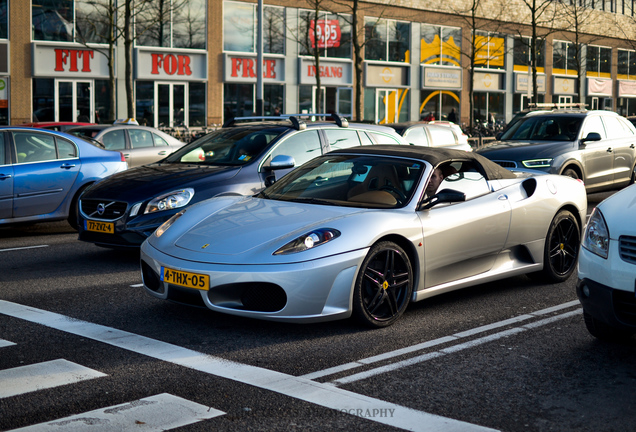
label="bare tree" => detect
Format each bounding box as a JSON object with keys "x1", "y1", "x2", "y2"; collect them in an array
[
  {"x1": 329, "y1": 0, "x2": 392, "y2": 121},
  {"x1": 450, "y1": 0, "x2": 512, "y2": 129}
]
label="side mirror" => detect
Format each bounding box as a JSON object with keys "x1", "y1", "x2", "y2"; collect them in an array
[
  {"x1": 582, "y1": 132, "x2": 602, "y2": 142},
  {"x1": 419, "y1": 189, "x2": 466, "y2": 210},
  {"x1": 269, "y1": 155, "x2": 295, "y2": 170}
]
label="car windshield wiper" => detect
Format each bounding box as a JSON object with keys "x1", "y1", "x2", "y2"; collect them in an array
[{"x1": 287, "y1": 197, "x2": 337, "y2": 206}]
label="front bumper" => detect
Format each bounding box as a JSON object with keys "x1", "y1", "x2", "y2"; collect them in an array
[
  {"x1": 577, "y1": 245, "x2": 636, "y2": 331},
  {"x1": 78, "y1": 211, "x2": 178, "y2": 248},
  {"x1": 139, "y1": 241, "x2": 369, "y2": 323}
]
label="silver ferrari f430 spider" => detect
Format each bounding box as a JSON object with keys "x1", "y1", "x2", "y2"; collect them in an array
[{"x1": 140, "y1": 146, "x2": 587, "y2": 327}]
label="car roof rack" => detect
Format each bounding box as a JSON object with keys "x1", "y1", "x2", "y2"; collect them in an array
[
  {"x1": 222, "y1": 116, "x2": 307, "y2": 131},
  {"x1": 528, "y1": 102, "x2": 587, "y2": 110},
  {"x1": 280, "y1": 113, "x2": 349, "y2": 128}
]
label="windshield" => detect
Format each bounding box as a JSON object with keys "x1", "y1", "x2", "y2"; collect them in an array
[
  {"x1": 500, "y1": 115, "x2": 583, "y2": 141},
  {"x1": 261, "y1": 154, "x2": 425, "y2": 209},
  {"x1": 164, "y1": 127, "x2": 284, "y2": 166}
]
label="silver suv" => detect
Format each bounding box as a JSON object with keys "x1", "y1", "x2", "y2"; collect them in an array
[{"x1": 476, "y1": 110, "x2": 636, "y2": 192}]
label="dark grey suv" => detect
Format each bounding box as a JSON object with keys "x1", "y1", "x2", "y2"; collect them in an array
[
  {"x1": 476, "y1": 110, "x2": 636, "y2": 192},
  {"x1": 77, "y1": 114, "x2": 408, "y2": 248}
]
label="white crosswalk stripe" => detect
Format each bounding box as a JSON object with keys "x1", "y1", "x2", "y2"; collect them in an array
[
  {"x1": 7, "y1": 393, "x2": 225, "y2": 432},
  {"x1": 0, "y1": 359, "x2": 107, "y2": 399},
  {"x1": 0, "y1": 338, "x2": 225, "y2": 431}
]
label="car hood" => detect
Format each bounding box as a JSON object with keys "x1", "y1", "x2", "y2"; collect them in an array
[
  {"x1": 146, "y1": 196, "x2": 417, "y2": 265},
  {"x1": 477, "y1": 140, "x2": 576, "y2": 161},
  {"x1": 598, "y1": 184, "x2": 636, "y2": 237},
  {"x1": 83, "y1": 163, "x2": 240, "y2": 201}
]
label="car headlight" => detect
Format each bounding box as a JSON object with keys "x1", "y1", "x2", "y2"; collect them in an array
[
  {"x1": 145, "y1": 188, "x2": 194, "y2": 214},
  {"x1": 582, "y1": 208, "x2": 609, "y2": 259},
  {"x1": 522, "y1": 159, "x2": 553, "y2": 168},
  {"x1": 273, "y1": 228, "x2": 341, "y2": 255},
  {"x1": 155, "y1": 209, "x2": 186, "y2": 238}
]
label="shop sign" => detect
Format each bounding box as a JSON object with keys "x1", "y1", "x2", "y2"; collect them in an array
[
  {"x1": 32, "y1": 43, "x2": 110, "y2": 78},
  {"x1": 515, "y1": 73, "x2": 546, "y2": 93},
  {"x1": 473, "y1": 72, "x2": 504, "y2": 91},
  {"x1": 0, "y1": 78, "x2": 7, "y2": 109},
  {"x1": 365, "y1": 64, "x2": 409, "y2": 87},
  {"x1": 618, "y1": 80, "x2": 636, "y2": 97},
  {"x1": 299, "y1": 58, "x2": 352, "y2": 85},
  {"x1": 309, "y1": 20, "x2": 341, "y2": 49},
  {"x1": 137, "y1": 48, "x2": 207, "y2": 81},
  {"x1": 587, "y1": 78, "x2": 612, "y2": 96},
  {"x1": 553, "y1": 77, "x2": 578, "y2": 95},
  {"x1": 225, "y1": 54, "x2": 285, "y2": 83},
  {"x1": 421, "y1": 66, "x2": 462, "y2": 89}
]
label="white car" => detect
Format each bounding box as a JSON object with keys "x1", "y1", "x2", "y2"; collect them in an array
[{"x1": 577, "y1": 183, "x2": 636, "y2": 340}]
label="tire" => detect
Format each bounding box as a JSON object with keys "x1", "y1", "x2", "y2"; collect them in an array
[
  {"x1": 352, "y1": 241, "x2": 413, "y2": 328},
  {"x1": 67, "y1": 185, "x2": 91, "y2": 230},
  {"x1": 537, "y1": 210, "x2": 580, "y2": 282},
  {"x1": 562, "y1": 168, "x2": 580, "y2": 180},
  {"x1": 583, "y1": 312, "x2": 634, "y2": 341}
]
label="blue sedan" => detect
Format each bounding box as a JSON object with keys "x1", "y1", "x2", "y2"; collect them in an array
[{"x1": 0, "y1": 127, "x2": 128, "y2": 229}]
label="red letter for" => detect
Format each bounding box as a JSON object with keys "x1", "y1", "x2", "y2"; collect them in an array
[
  {"x1": 151, "y1": 54, "x2": 163, "y2": 74},
  {"x1": 178, "y1": 55, "x2": 192, "y2": 76}
]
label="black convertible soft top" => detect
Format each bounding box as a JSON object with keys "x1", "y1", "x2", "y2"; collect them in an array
[{"x1": 329, "y1": 145, "x2": 517, "y2": 180}]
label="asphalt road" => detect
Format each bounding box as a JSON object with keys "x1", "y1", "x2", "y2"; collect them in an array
[{"x1": 1, "y1": 190, "x2": 634, "y2": 432}]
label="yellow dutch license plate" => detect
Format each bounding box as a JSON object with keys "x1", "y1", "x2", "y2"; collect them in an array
[
  {"x1": 161, "y1": 267, "x2": 210, "y2": 291},
  {"x1": 85, "y1": 220, "x2": 114, "y2": 234}
]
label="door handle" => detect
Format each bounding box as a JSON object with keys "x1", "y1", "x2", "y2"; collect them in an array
[
  {"x1": 158, "y1": 151, "x2": 168, "y2": 155},
  {"x1": 631, "y1": 144, "x2": 635, "y2": 149},
  {"x1": 0, "y1": 174, "x2": 11, "y2": 180},
  {"x1": 123, "y1": 154, "x2": 130, "y2": 158},
  {"x1": 60, "y1": 163, "x2": 76, "y2": 169},
  {"x1": 498, "y1": 194, "x2": 508, "y2": 200},
  {"x1": 606, "y1": 148, "x2": 613, "y2": 153}
]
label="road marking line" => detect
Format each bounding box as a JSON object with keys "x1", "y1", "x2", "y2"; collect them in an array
[
  {"x1": 301, "y1": 300, "x2": 581, "y2": 380},
  {"x1": 0, "y1": 338, "x2": 16, "y2": 348},
  {"x1": 8, "y1": 393, "x2": 225, "y2": 431},
  {"x1": 0, "y1": 359, "x2": 107, "y2": 399},
  {"x1": 0, "y1": 245, "x2": 49, "y2": 252},
  {"x1": 331, "y1": 310, "x2": 582, "y2": 386},
  {"x1": 0, "y1": 300, "x2": 497, "y2": 432}
]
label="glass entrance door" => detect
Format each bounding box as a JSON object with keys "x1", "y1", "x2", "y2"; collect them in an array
[
  {"x1": 376, "y1": 89, "x2": 398, "y2": 124},
  {"x1": 156, "y1": 83, "x2": 187, "y2": 127},
  {"x1": 56, "y1": 80, "x2": 93, "y2": 122},
  {"x1": 558, "y1": 95, "x2": 573, "y2": 105},
  {"x1": 336, "y1": 87, "x2": 352, "y2": 117}
]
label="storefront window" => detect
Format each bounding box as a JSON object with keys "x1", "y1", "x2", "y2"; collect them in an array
[
  {"x1": 618, "y1": 49, "x2": 636, "y2": 79},
  {"x1": 363, "y1": 87, "x2": 409, "y2": 123},
  {"x1": 0, "y1": 0, "x2": 7, "y2": 39},
  {"x1": 224, "y1": 83, "x2": 284, "y2": 120},
  {"x1": 75, "y1": 0, "x2": 113, "y2": 44},
  {"x1": 137, "y1": 0, "x2": 207, "y2": 49},
  {"x1": 421, "y1": 25, "x2": 461, "y2": 67},
  {"x1": 297, "y1": 11, "x2": 351, "y2": 59},
  {"x1": 32, "y1": 0, "x2": 74, "y2": 41},
  {"x1": 136, "y1": 81, "x2": 154, "y2": 126},
  {"x1": 189, "y1": 82, "x2": 206, "y2": 126},
  {"x1": 420, "y1": 90, "x2": 461, "y2": 122},
  {"x1": 553, "y1": 40, "x2": 578, "y2": 75},
  {"x1": 513, "y1": 36, "x2": 545, "y2": 71},
  {"x1": 33, "y1": 79, "x2": 55, "y2": 122},
  {"x1": 365, "y1": 18, "x2": 409, "y2": 62},
  {"x1": 587, "y1": 45, "x2": 611, "y2": 77},
  {"x1": 224, "y1": 1, "x2": 285, "y2": 54},
  {"x1": 94, "y1": 79, "x2": 112, "y2": 123},
  {"x1": 473, "y1": 92, "x2": 504, "y2": 126},
  {"x1": 474, "y1": 31, "x2": 505, "y2": 70}
]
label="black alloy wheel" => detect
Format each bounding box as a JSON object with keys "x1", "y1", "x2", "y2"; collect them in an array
[
  {"x1": 540, "y1": 210, "x2": 580, "y2": 282},
  {"x1": 353, "y1": 241, "x2": 413, "y2": 328}
]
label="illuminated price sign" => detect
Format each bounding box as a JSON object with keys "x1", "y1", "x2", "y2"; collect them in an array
[{"x1": 309, "y1": 19, "x2": 341, "y2": 49}]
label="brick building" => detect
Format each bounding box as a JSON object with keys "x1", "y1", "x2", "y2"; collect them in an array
[{"x1": 4, "y1": 0, "x2": 636, "y2": 128}]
